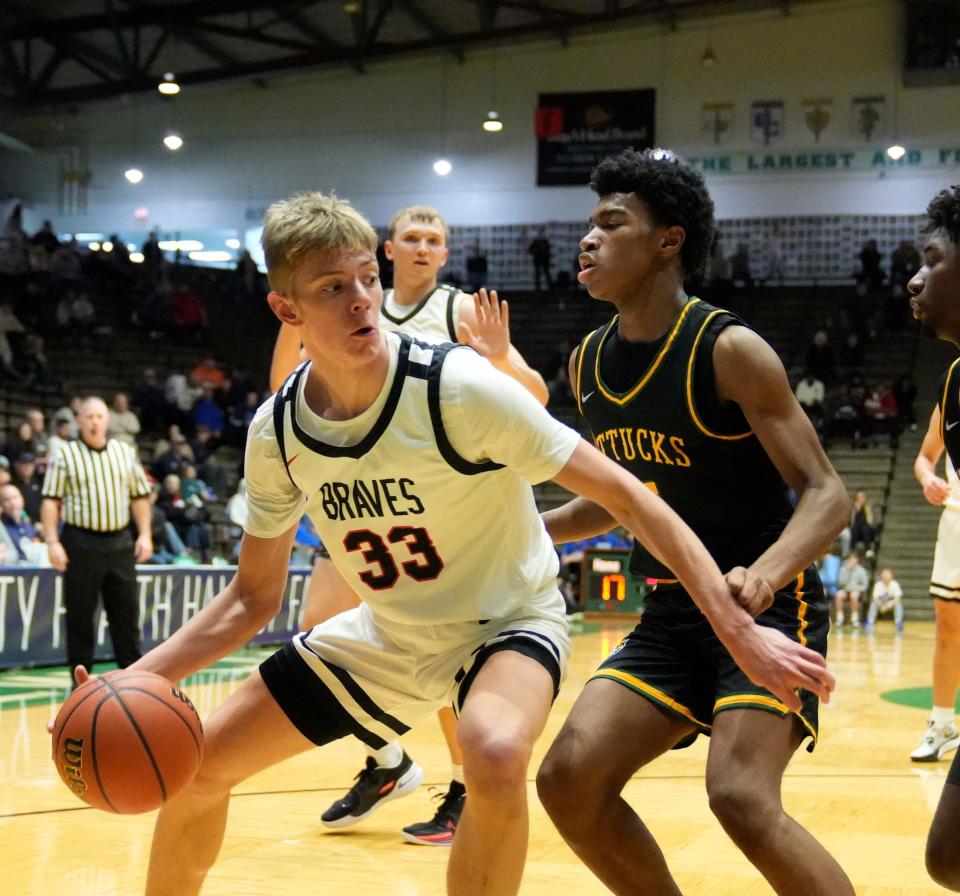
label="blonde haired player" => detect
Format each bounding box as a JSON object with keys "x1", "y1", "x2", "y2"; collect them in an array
[
  {"x1": 270, "y1": 204, "x2": 547, "y2": 844},
  {"x1": 101, "y1": 191, "x2": 833, "y2": 896}
]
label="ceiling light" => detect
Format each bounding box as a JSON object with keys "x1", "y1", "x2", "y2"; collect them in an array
[
  {"x1": 88, "y1": 242, "x2": 101, "y2": 251},
  {"x1": 124, "y1": 168, "x2": 144, "y2": 184},
  {"x1": 189, "y1": 250, "x2": 233, "y2": 263},
  {"x1": 134, "y1": 206, "x2": 150, "y2": 220},
  {"x1": 102, "y1": 241, "x2": 114, "y2": 252},
  {"x1": 886, "y1": 144, "x2": 906, "y2": 160},
  {"x1": 158, "y1": 73, "x2": 180, "y2": 96},
  {"x1": 482, "y1": 111, "x2": 503, "y2": 132},
  {"x1": 342, "y1": 1, "x2": 361, "y2": 12},
  {"x1": 130, "y1": 252, "x2": 145, "y2": 264},
  {"x1": 433, "y1": 158, "x2": 452, "y2": 176},
  {"x1": 225, "y1": 238, "x2": 241, "y2": 250},
  {"x1": 163, "y1": 133, "x2": 184, "y2": 151}
]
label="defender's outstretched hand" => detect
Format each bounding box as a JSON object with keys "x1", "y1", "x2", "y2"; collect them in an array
[
  {"x1": 458, "y1": 288, "x2": 510, "y2": 363},
  {"x1": 727, "y1": 624, "x2": 835, "y2": 712}
]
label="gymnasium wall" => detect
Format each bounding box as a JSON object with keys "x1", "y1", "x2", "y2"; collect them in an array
[{"x1": 2, "y1": 0, "x2": 959, "y2": 235}]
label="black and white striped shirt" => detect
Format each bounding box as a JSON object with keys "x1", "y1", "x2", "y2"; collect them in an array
[{"x1": 41, "y1": 438, "x2": 152, "y2": 532}]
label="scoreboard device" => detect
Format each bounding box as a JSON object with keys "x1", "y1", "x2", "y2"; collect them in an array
[{"x1": 580, "y1": 549, "x2": 646, "y2": 616}]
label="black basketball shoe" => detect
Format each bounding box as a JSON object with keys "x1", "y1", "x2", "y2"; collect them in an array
[
  {"x1": 321, "y1": 752, "x2": 423, "y2": 828},
  {"x1": 401, "y1": 782, "x2": 466, "y2": 846}
]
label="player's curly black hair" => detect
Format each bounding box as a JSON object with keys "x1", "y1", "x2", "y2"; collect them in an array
[
  {"x1": 590, "y1": 148, "x2": 715, "y2": 277},
  {"x1": 924, "y1": 185, "x2": 960, "y2": 244}
]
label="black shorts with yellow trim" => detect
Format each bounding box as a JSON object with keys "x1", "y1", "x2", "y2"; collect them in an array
[{"x1": 591, "y1": 565, "x2": 828, "y2": 752}]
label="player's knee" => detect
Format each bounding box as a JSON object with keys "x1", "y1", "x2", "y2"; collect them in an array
[
  {"x1": 927, "y1": 832, "x2": 960, "y2": 890},
  {"x1": 706, "y1": 777, "x2": 779, "y2": 843},
  {"x1": 460, "y1": 729, "x2": 531, "y2": 798}
]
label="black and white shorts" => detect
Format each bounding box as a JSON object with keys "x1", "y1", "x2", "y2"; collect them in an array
[{"x1": 260, "y1": 592, "x2": 570, "y2": 749}]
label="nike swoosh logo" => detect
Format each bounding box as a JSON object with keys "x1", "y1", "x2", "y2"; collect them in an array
[
  {"x1": 581, "y1": 391, "x2": 595, "y2": 403},
  {"x1": 947, "y1": 421, "x2": 960, "y2": 431},
  {"x1": 285, "y1": 452, "x2": 301, "y2": 467}
]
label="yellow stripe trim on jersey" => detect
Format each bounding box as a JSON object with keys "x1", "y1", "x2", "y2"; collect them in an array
[
  {"x1": 594, "y1": 298, "x2": 701, "y2": 407},
  {"x1": 795, "y1": 569, "x2": 809, "y2": 647},
  {"x1": 685, "y1": 309, "x2": 752, "y2": 441},
  {"x1": 714, "y1": 694, "x2": 818, "y2": 742},
  {"x1": 940, "y1": 358, "x2": 960, "y2": 443},
  {"x1": 590, "y1": 668, "x2": 710, "y2": 730},
  {"x1": 575, "y1": 330, "x2": 597, "y2": 415}
]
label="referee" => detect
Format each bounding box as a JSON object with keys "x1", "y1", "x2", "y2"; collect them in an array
[{"x1": 40, "y1": 396, "x2": 153, "y2": 685}]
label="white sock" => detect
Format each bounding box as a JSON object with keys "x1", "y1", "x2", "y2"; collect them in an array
[
  {"x1": 451, "y1": 763, "x2": 464, "y2": 785},
  {"x1": 366, "y1": 740, "x2": 404, "y2": 768},
  {"x1": 931, "y1": 706, "x2": 955, "y2": 728}
]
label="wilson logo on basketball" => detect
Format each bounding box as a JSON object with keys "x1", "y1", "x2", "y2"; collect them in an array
[
  {"x1": 62, "y1": 737, "x2": 86, "y2": 795},
  {"x1": 170, "y1": 687, "x2": 198, "y2": 714}
]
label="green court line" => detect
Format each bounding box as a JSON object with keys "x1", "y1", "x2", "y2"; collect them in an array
[{"x1": 0, "y1": 619, "x2": 602, "y2": 712}]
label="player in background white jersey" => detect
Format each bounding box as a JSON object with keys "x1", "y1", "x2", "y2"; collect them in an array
[
  {"x1": 269, "y1": 205, "x2": 547, "y2": 843},
  {"x1": 115, "y1": 192, "x2": 832, "y2": 896},
  {"x1": 912, "y1": 399, "x2": 960, "y2": 762}
]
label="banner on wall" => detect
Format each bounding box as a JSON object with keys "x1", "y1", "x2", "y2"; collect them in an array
[
  {"x1": 0, "y1": 565, "x2": 312, "y2": 670},
  {"x1": 535, "y1": 89, "x2": 655, "y2": 186},
  {"x1": 685, "y1": 145, "x2": 960, "y2": 176}
]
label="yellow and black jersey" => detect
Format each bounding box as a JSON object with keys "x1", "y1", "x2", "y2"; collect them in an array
[
  {"x1": 939, "y1": 358, "x2": 960, "y2": 474},
  {"x1": 574, "y1": 296, "x2": 792, "y2": 581}
]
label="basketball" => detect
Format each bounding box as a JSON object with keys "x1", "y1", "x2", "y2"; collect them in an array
[{"x1": 51, "y1": 670, "x2": 204, "y2": 814}]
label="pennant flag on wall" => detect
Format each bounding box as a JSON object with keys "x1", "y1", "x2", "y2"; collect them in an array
[
  {"x1": 851, "y1": 96, "x2": 887, "y2": 141},
  {"x1": 802, "y1": 98, "x2": 834, "y2": 143},
  {"x1": 700, "y1": 102, "x2": 735, "y2": 145},
  {"x1": 750, "y1": 100, "x2": 785, "y2": 146}
]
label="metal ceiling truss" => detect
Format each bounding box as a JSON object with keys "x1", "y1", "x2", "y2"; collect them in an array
[{"x1": 0, "y1": 0, "x2": 801, "y2": 109}]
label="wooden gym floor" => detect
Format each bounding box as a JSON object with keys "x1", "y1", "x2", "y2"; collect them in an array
[{"x1": 0, "y1": 620, "x2": 954, "y2": 895}]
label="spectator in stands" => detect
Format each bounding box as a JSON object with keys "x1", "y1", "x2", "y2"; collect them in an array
[
  {"x1": 151, "y1": 423, "x2": 193, "y2": 462},
  {"x1": 863, "y1": 382, "x2": 899, "y2": 445},
  {"x1": 172, "y1": 283, "x2": 206, "y2": 334},
  {"x1": 228, "y1": 390, "x2": 260, "y2": 445},
  {"x1": 466, "y1": 244, "x2": 489, "y2": 293},
  {"x1": 794, "y1": 370, "x2": 826, "y2": 425},
  {"x1": 11, "y1": 453, "x2": 42, "y2": 521},
  {"x1": 850, "y1": 489, "x2": 877, "y2": 554},
  {"x1": 835, "y1": 552, "x2": 869, "y2": 627},
  {"x1": 158, "y1": 473, "x2": 210, "y2": 562},
  {"x1": 181, "y1": 464, "x2": 214, "y2": 502},
  {"x1": 190, "y1": 356, "x2": 225, "y2": 391},
  {"x1": 764, "y1": 223, "x2": 786, "y2": 285},
  {"x1": 193, "y1": 384, "x2": 225, "y2": 436},
  {"x1": 805, "y1": 330, "x2": 836, "y2": 383},
  {"x1": 32, "y1": 220, "x2": 60, "y2": 255},
  {"x1": 51, "y1": 401, "x2": 79, "y2": 440},
  {"x1": 131, "y1": 367, "x2": 168, "y2": 435},
  {"x1": 866, "y1": 566, "x2": 904, "y2": 632},
  {"x1": 528, "y1": 227, "x2": 552, "y2": 291},
  {"x1": 145, "y1": 486, "x2": 189, "y2": 565},
  {"x1": 817, "y1": 547, "x2": 842, "y2": 602},
  {"x1": 152, "y1": 433, "x2": 192, "y2": 480},
  {"x1": 5, "y1": 419, "x2": 38, "y2": 461},
  {"x1": 189, "y1": 423, "x2": 226, "y2": 496},
  {"x1": 19, "y1": 332, "x2": 59, "y2": 390},
  {"x1": 893, "y1": 372, "x2": 919, "y2": 432},
  {"x1": 0, "y1": 482, "x2": 45, "y2": 565},
  {"x1": 0, "y1": 301, "x2": 25, "y2": 379},
  {"x1": 0, "y1": 456, "x2": 10, "y2": 489},
  {"x1": 836, "y1": 332, "x2": 866, "y2": 382},
  {"x1": 70, "y1": 290, "x2": 95, "y2": 338},
  {"x1": 47, "y1": 415, "x2": 73, "y2": 461},
  {"x1": 108, "y1": 392, "x2": 141, "y2": 447},
  {"x1": 48, "y1": 238, "x2": 83, "y2": 287},
  {"x1": 25, "y1": 408, "x2": 47, "y2": 449},
  {"x1": 141, "y1": 229, "x2": 162, "y2": 273},
  {"x1": 730, "y1": 242, "x2": 753, "y2": 290},
  {"x1": 235, "y1": 249, "x2": 260, "y2": 301},
  {"x1": 858, "y1": 239, "x2": 885, "y2": 293},
  {"x1": 165, "y1": 370, "x2": 199, "y2": 428}
]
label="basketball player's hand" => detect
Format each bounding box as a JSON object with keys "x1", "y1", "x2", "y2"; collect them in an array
[
  {"x1": 47, "y1": 541, "x2": 68, "y2": 571},
  {"x1": 725, "y1": 566, "x2": 774, "y2": 616},
  {"x1": 921, "y1": 473, "x2": 950, "y2": 506},
  {"x1": 459, "y1": 289, "x2": 510, "y2": 363},
  {"x1": 728, "y1": 624, "x2": 834, "y2": 712},
  {"x1": 47, "y1": 666, "x2": 93, "y2": 733}
]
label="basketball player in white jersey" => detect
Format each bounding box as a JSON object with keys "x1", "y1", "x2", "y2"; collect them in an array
[
  {"x1": 110, "y1": 192, "x2": 832, "y2": 896},
  {"x1": 912, "y1": 395, "x2": 960, "y2": 761},
  {"x1": 269, "y1": 205, "x2": 548, "y2": 843}
]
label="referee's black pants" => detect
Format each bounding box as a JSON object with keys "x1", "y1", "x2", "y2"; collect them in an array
[{"x1": 61, "y1": 525, "x2": 142, "y2": 684}]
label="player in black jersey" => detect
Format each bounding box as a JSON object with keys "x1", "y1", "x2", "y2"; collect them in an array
[
  {"x1": 908, "y1": 185, "x2": 960, "y2": 891},
  {"x1": 536, "y1": 149, "x2": 854, "y2": 895}
]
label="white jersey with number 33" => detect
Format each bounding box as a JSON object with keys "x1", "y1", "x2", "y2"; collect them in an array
[{"x1": 242, "y1": 332, "x2": 580, "y2": 626}]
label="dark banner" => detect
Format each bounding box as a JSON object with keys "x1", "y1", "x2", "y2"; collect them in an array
[
  {"x1": 536, "y1": 89, "x2": 656, "y2": 186},
  {"x1": 0, "y1": 565, "x2": 313, "y2": 669}
]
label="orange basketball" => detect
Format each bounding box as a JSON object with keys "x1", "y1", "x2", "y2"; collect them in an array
[{"x1": 51, "y1": 669, "x2": 204, "y2": 814}]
